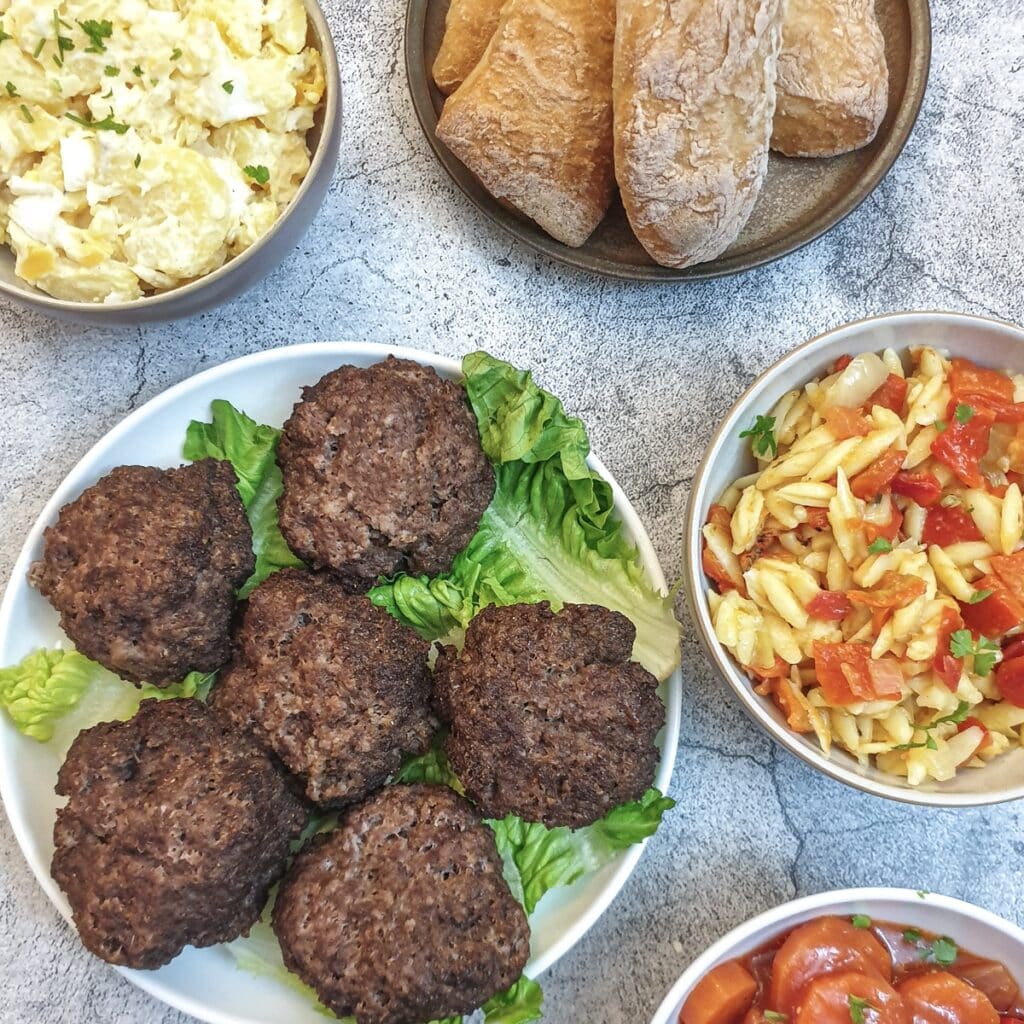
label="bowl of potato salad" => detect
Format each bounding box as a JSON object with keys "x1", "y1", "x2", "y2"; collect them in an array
[
  {"x1": 0, "y1": 0, "x2": 339, "y2": 322},
  {"x1": 687, "y1": 312, "x2": 1024, "y2": 806}
]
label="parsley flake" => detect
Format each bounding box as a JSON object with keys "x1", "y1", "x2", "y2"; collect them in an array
[
  {"x1": 903, "y1": 928, "x2": 923, "y2": 943},
  {"x1": 134, "y1": 153, "x2": 141, "y2": 168},
  {"x1": 867, "y1": 538, "x2": 892, "y2": 554},
  {"x1": 244, "y1": 164, "x2": 270, "y2": 185},
  {"x1": 222, "y1": 79, "x2": 234, "y2": 93},
  {"x1": 0, "y1": 28, "x2": 11, "y2": 45},
  {"x1": 78, "y1": 18, "x2": 112, "y2": 53},
  {"x1": 848, "y1": 995, "x2": 875, "y2": 1024},
  {"x1": 950, "y1": 629, "x2": 1000, "y2": 676},
  {"x1": 895, "y1": 702, "x2": 972, "y2": 751},
  {"x1": 53, "y1": 11, "x2": 74, "y2": 65},
  {"x1": 170, "y1": 46, "x2": 182, "y2": 60},
  {"x1": 132, "y1": 63, "x2": 143, "y2": 76},
  {"x1": 740, "y1": 414, "x2": 778, "y2": 458},
  {"x1": 5, "y1": 81, "x2": 18, "y2": 97},
  {"x1": 968, "y1": 588, "x2": 994, "y2": 604},
  {"x1": 955, "y1": 403, "x2": 975, "y2": 425},
  {"x1": 851, "y1": 914, "x2": 872, "y2": 929},
  {"x1": 19, "y1": 103, "x2": 34, "y2": 123},
  {"x1": 923, "y1": 936, "x2": 958, "y2": 966},
  {"x1": 104, "y1": 64, "x2": 119, "y2": 76},
  {"x1": 935, "y1": 419, "x2": 948, "y2": 432},
  {"x1": 65, "y1": 110, "x2": 129, "y2": 134}
]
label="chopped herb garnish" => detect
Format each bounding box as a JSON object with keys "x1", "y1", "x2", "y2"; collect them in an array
[
  {"x1": 968, "y1": 588, "x2": 994, "y2": 604},
  {"x1": 955, "y1": 403, "x2": 975, "y2": 425},
  {"x1": 19, "y1": 103, "x2": 34, "y2": 123},
  {"x1": 763, "y1": 1014, "x2": 788, "y2": 1023},
  {"x1": 935, "y1": 419, "x2": 948, "y2": 432},
  {"x1": 65, "y1": 110, "x2": 129, "y2": 134},
  {"x1": 54, "y1": 11, "x2": 74, "y2": 65},
  {"x1": 903, "y1": 928, "x2": 923, "y2": 943},
  {"x1": 851, "y1": 914, "x2": 872, "y2": 929},
  {"x1": 244, "y1": 164, "x2": 270, "y2": 185},
  {"x1": 101, "y1": 89, "x2": 113, "y2": 99},
  {"x1": 104, "y1": 64, "x2": 119, "y2": 76},
  {"x1": 917, "y1": 890, "x2": 930, "y2": 899},
  {"x1": 0, "y1": 28, "x2": 11, "y2": 44},
  {"x1": 923, "y1": 936, "x2": 958, "y2": 966},
  {"x1": 867, "y1": 538, "x2": 892, "y2": 554},
  {"x1": 895, "y1": 701, "x2": 972, "y2": 751},
  {"x1": 170, "y1": 46, "x2": 182, "y2": 60},
  {"x1": 848, "y1": 995, "x2": 875, "y2": 1024},
  {"x1": 134, "y1": 153, "x2": 141, "y2": 168},
  {"x1": 222, "y1": 79, "x2": 234, "y2": 93},
  {"x1": 78, "y1": 18, "x2": 111, "y2": 53},
  {"x1": 132, "y1": 63, "x2": 143, "y2": 76},
  {"x1": 740, "y1": 414, "x2": 778, "y2": 458},
  {"x1": 950, "y1": 629, "x2": 1000, "y2": 676},
  {"x1": 5, "y1": 81, "x2": 18, "y2": 97},
  {"x1": 32, "y1": 37, "x2": 46, "y2": 59}
]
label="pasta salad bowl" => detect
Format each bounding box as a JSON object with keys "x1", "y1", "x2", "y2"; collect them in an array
[{"x1": 685, "y1": 311, "x2": 1024, "y2": 806}]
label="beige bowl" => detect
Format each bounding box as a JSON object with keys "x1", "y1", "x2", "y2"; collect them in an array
[
  {"x1": 685, "y1": 311, "x2": 1024, "y2": 806},
  {"x1": 0, "y1": 0, "x2": 341, "y2": 325}
]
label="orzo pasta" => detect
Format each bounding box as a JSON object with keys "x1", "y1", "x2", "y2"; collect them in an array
[{"x1": 703, "y1": 347, "x2": 1024, "y2": 784}]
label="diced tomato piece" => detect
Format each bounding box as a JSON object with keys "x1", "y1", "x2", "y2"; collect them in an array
[
  {"x1": 807, "y1": 591, "x2": 853, "y2": 621},
  {"x1": 934, "y1": 606, "x2": 965, "y2": 690},
  {"x1": 867, "y1": 658, "x2": 904, "y2": 698},
  {"x1": 989, "y1": 551, "x2": 1024, "y2": 606},
  {"x1": 922, "y1": 505, "x2": 984, "y2": 546},
  {"x1": 813, "y1": 642, "x2": 903, "y2": 705},
  {"x1": 803, "y1": 507, "x2": 831, "y2": 530},
  {"x1": 996, "y1": 656, "x2": 1024, "y2": 707},
  {"x1": 931, "y1": 411, "x2": 995, "y2": 488},
  {"x1": 891, "y1": 470, "x2": 943, "y2": 507},
  {"x1": 950, "y1": 357, "x2": 1015, "y2": 405},
  {"x1": 707, "y1": 503, "x2": 732, "y2": 531},
  {"x1": 848, "y1": 571, "x2": 927, "y2": 611},
  {"x1": 824, "y1": 405, "x2": 873, "y2": 439},
  {"x1": 851, "y1": 450, "x2": 906, "y2": 501},
  {"x1": 702, "y1": 546, "x2": 738, "y2": 594},
  {"x1": 862, "y1": 505, "x2": 904, "y2": 544},
  {"x1": 749, "y1": 656, "x2": 790, "y2": 682},
  {"x1": 867, "y1": 373, "x2": 909, "y2": 414},
  {"x1": 960, "y1": 577, "x2": 1024, "y2": 637},
  {"x1": 833, "y1": 354, "x2": 854, "y2": 373},
  {"x1": 770, "y1": 678, "x2": 812, "y2": 734},
  {"x1": 679, "y1": 960, "x2": 758, "y2": 1024}
]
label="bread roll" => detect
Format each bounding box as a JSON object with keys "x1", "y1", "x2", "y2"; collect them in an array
[
  {"x1": 772, "y1": 0, "x2": 889, "y2": 157},
  {"x1": 613, "y1": 0, "x2": 784, "y2": 269},
  {"x1": 432, "y1": 0, "x2": 506, "y2": 96},
  {"x1": 437, "y1": 0, "x2": 616, "y2": 248}
]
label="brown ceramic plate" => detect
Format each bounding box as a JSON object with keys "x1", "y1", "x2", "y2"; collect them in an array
[{"x1": 405, "y1": 0, "x2": 931, "y2": 280}]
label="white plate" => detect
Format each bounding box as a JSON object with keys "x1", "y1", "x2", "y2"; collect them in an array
[
  {"x1": 650, "y1": 887, "x2": 1024, "y2": 1024},
  {"x1": 0, "y1": 342, "x2": 682, "y2": 1024}
]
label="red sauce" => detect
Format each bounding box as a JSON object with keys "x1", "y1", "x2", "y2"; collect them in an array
[{"x1": 680, "y1": 915, "x2": 1024, "y2": 1024}]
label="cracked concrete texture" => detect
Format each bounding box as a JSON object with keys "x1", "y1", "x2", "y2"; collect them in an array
[{"x1": 2, "y1": 1, "x2": 1023, "y2": 1022}]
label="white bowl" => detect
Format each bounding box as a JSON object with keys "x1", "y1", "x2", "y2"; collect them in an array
[
  {"x1": 0, "y1": 0, "x2": 341, "y2": 326},
  {"x1": 650, "y1": 887, "x2": 1024, "y2": 1024},
  {"x1": 0, "y1": 341, "x2": 682, "y2": 1024},
  {"x1": 685, "y1": 311, "x2": 1024, "y2": 806}
]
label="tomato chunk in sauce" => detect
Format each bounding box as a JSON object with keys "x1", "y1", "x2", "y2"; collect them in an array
[{"x1": 679, "y1": 916, "x2": 1024, "y2": 1024}]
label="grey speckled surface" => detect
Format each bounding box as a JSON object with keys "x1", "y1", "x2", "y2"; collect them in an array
[{"x1": 3, "y1": 1, "x2": 1024, "y2": 1022}]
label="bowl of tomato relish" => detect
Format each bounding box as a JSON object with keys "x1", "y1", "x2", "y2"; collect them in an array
[
  {"x1": 686, "y1": 311, "x2": 1024, "y2": 805},
  {"x1": 651, "y1": 888, "x2": 1024, "y2": 1024}
]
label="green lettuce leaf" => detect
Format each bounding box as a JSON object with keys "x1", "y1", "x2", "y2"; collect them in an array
[
  {"x1": 482, "y1": 977, "x2": 544, "y2": 1023},
  {"x1": 487, "y1": 788, "x2": 676, "y2": 915},
  {"x1": 370, "y1": 353, "x2": 680, "y2": 681},
  {"x1": 0, "y1": 648, "x2": 212, "y2": 743},
  {"x1": 393, "y1": 740, "x2": 464, "y2": 792},
  {"x1": 184, "y1": 399, "x2": 304, "y2": 597}
]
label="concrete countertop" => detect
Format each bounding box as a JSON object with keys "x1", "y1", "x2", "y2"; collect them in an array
[{"x1": 2, "y1": 1, "x2": 1023, "y2": 1021}]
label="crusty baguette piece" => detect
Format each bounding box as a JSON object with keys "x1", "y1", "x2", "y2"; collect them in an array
[
  {"x1": 613, "y1": 0, "x2": 784, "y2": 269},
  {"x1": 436, "y1": 0, "x2": 616, "y2": 249},
  {"x1": 772, "y1": 0, "x2": 889, "y2": 157},
  {"x1": 432, "y1": 0, "x2": 506, "y2": 96}
]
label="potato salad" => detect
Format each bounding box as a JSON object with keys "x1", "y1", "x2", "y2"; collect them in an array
[{"x1": 0, "y1": 0, "x2": 325, "y2": 303}]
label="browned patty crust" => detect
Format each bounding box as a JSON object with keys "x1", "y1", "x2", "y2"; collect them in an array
[
  {"x1": 434, "y1": 602, "x2": 663, "y2": 828},
  {"x1": 272, "y1": 784, "x2": 530, "y2": 1024},
  {"x1": 52, "y1": 699, "x2": 306, "y2": 970},
  {"x1": 277, "y1": 356, "x2": 494, "y2": 592},
  {"x1": 212, "y1": 569, "x2": 436, "y2": 808},
  {"x1": 29, "y1": 460, "x2": 254, "y2": 686}
]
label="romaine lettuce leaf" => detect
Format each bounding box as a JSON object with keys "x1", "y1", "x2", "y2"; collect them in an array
[
  {"x1": 184, "y1": 399, "x2": 304, "y2": 597},
  {"x1": 370, "y1": 353, "x2": 680, "y2": 682},
  {"x1": 0, "y1": 648, "x2": 212, "y2": 743},
  {"x1": 482, "y1": 977, "x2": 543, "y2": 1023}
]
